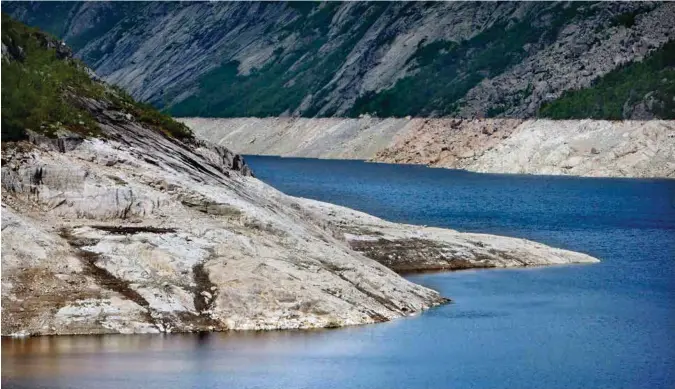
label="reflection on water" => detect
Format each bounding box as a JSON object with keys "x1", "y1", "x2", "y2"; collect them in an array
[
  {"x1": 3, "y1": 323, "x2": 418, "y2": 389},
  {"x1": 2, "y1": 329, "x2": 348, "y2": 379}
]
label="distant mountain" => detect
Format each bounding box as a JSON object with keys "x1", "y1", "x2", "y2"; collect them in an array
[{"x1": 5, "y1": 1, "x2": 674, "y2": 119}]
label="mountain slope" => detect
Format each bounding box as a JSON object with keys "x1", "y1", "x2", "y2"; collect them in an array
[
  {"x1": 1, "y1": 16, "x2": 598, "y2": 336},
  {"x1": 5, "y1": 1, "x2": 675, "y2": 119}
]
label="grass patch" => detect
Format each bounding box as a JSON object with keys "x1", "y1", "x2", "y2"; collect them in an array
[
  {"x1": 108, "y1": 85, "x2": 193, "y2": 140},
  {"x1": 610, "y1": 10, "x2": 641, "y2": 28}
]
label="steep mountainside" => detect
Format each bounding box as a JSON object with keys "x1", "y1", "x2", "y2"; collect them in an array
[
  {"x1": 5, "y1": 1, "x2": 675, "y2": 119},
  {"x1": 1, "y1": 17, "x2": 598, "y2": 336}
]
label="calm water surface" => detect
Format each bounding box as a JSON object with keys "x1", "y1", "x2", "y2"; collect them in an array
[{"x1": 3, "y1": 157, "x2": 674, "y2": 389}]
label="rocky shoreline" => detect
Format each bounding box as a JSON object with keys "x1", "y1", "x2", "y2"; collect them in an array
[
  {"x1": 2, "y1": 114, "x2": 599, "y2": 336},
  {"x1": 182, "y1": 117, "x2": 675, "y2": 178}
]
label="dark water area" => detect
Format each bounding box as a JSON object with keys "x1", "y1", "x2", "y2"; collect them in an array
[{"x1": 3, "y1": 157, "x2": 674, "y2": 389}]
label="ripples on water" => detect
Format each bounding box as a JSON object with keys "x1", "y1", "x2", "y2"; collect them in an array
[{"x1": 3, "y1": 157, "x2": 674, "y2": 389}]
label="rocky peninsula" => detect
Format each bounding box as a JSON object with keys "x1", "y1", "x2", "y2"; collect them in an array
[{"x1": 1, "y1": 122, "x2": 598, "y2": 335}]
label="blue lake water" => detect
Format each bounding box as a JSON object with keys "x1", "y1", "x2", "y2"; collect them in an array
[{"x1": 3, "y1": 156, "x2": 674, "y2": 389}]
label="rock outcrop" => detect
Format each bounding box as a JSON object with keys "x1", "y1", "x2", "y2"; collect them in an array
[
  {"x1": 180, "y1": 116, "x2": 410, "y2": 160},
  {"x1": 1, "y1": 119, "x2": 599, "y2": 336},
  {"x1": 298, "y1": 199, "x2": 598, "y2": 273},
  {"x1": 182, "y1": 117, "x2": 675, "y2": 178},
  {"x1": 375, "y1": 119, "x2": 675, "y2": 177},
  {"x1": 1, "y1": 117, "x2": 444, "y2": 335}
]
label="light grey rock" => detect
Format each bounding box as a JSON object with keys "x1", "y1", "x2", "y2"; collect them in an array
[
  {"x1": 2, "y1": 116, "x2": 599, "y2": 336},
  {"x1": 296, "y1": 198, "x2": 599, "y2": 272},
  {"x1": 1, "y1": 134, "x2": 445, "y2": 335},
  {"x1": 183, "y1": 117, "x2": 675, "y2": 178},
  {"x1": 0, "y1": 23, "x2": 601, "y2": 335},
  {"x1": 458, "y1": 3, "x2": 675, "y2": 118},
  {"x1": 465, "y1": 120, "x2": 675, "y2": 177},
  {"x1": 180, "y1": 117, "x2": 411, "y2": 160}
]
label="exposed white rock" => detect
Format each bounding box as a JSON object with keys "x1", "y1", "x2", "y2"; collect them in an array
[
  {"x1": 0, "y1": 135, "x2": 443, "y2": 335},
  {"x1": 467, "y1": 120, "x2": 675, "y2": 177},
  {"x1": 183, "y1": 117, "x2": 675, "y2": 178},
  {"x1": 295, "y1": 198, "x2": 599, "y2": 272},
  {"x1": 2, "y1": 112, "x2": 599, "y2": 336},
  {"x1": 180, "y1": 117, "x2": 409, "y2": 160}
]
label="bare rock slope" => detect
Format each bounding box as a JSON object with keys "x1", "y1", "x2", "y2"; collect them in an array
[
  {"x1": 300, "y1": 199, "x2": 598, "y2": 273},
  {"x1": 180, "y1": 117, "x2": 410, "y2": 160},
  {"x1": 1, "y1": 110, "x2": 436, "y2": 335},
  {"x1": 183, "y1": 117, "x2": 675, "y2": 178},
  {"x1": 1, "y1": 121, "x2": 599, "y2": 336},
  {"x1": 375, "y1": 119, "x2": 675, "y2": 177}
]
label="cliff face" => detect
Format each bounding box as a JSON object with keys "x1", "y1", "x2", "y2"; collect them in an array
[
  {"x1": 5, "y1": 1, "x2": 675, "y2": 119},
  {"x1": 182, "y1": 117, "x2": 675, "y2": 178},
  {"x1": 1, "y1": 16, "x2": 599, "y2": 336}
]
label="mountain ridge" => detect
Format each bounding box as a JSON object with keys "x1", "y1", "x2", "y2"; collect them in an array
[{"x1": 5, "y1": 1, "x2": 675, "y2": 119}]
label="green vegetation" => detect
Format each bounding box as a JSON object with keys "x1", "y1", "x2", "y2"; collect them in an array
[
  {"x1": 9, "y1": 2, "x2": 77, "y2": 38},
  {"x1": 67, "y1": 4, "x2": 142, "y2": 52},
  {"x1": 7, "y1": 2, "x2": 662, "y2": 119},
  {"x1": 169, "y1": 3, "x2": 388, "y2": 117},
  {"x1": 407, "y1": 40, "x2": 457, "y2": 67},
  {"x1": 2, "y1": 14, "x2": 103, "y2": 141},
  {"x1": 1, "y1": 14, "x2": 193, "y2": 142},
  {"x1": 168, "y1": 2, "x2": 586, "y2": 118},
  {"x1": 1, "y1": 2, "x2": 141, "y2": 53},
  {"x1": 107, "y1": 86, "x2": 193, "y2": 140},
  {"x1": 538, "y1": 40, "x2": 675, "y2": 120},
  {"x1": 286, "y1": 1, "x2": 320, "y2": 17},
  {"x1": 611, "y1": 10, "x2": 640, "y2": 28},
  {"x1": 349, "y1": 3, "x2": 591, "y2": 117}
]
